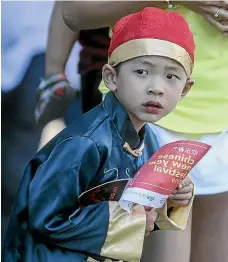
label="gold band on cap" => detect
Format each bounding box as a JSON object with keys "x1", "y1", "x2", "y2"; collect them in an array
[{"x1": 108, "y1": 39, "x2": 193, "y2": 77}]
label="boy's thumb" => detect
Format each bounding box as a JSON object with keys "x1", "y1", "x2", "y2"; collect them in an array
[{"x1": 150, "y1": 210, "x2": 158, "y2": 221}]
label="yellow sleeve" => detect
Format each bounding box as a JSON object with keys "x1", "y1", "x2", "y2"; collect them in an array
[
  {"x1": 100, "y1": 202, "x2": 146, "y2": 262},
  {"x1": 156, "y1": 188, "x2": 194, "y2": 230}
]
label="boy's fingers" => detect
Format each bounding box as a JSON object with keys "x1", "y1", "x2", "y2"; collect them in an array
[
  {"x1": 145, "y1": 211, "x2": 158, "y2": 235},
  {"x1": 180, "y1": 177, "x2": 192, "y2": 188},
  {"x1": 174, "y1": 184, "x2": 194, "y2": 194},
  {"x1": 149, "y1": 210, "x2": 158, "y2": 221},
  {"x1": 168, "y1": 199, "x2": 190, "y2": 207},
  {"x1": 169, "y1": 192, "x2": 193, "y2": 200},
  {"x1": 177, "y1": 184, "x2": 183, "y2": 190}
]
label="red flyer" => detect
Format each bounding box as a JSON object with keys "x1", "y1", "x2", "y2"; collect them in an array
[{"x1": 120, "y1": 140, "x2": 211, "y2": 209}]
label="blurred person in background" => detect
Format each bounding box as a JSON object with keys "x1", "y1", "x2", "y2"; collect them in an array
[
  {"x1": 35, "y1": 2, "x2": 109, "y2": 126},
  {"x1": 1, "y1": 0, "x2": 81, "y2": 240},
  {"x1": 61, "y1": 1, "x2": 228, "y2": 262}
]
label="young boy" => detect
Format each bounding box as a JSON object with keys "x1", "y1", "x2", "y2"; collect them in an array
[{"x1": 3, "y1": 8, "x2": 195, "y2": 262}]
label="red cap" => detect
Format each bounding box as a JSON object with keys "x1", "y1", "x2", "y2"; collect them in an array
[{"x1": 108, "y1": 8, "x2": 195, "y2": 77}]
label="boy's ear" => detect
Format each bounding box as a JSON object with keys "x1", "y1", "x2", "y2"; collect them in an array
[
  {"x1": 181, "y1": 78, "x2": 194, "y2": 99},
  {"x1": 102, "y1": 64, "x2": 118, "y2": 92}
]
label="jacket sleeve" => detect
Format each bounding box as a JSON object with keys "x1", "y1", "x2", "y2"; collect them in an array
[
  {"x1": 28, "y1": 136, "x2": 110, "y2": 254},
  {"x1": 156, "y1": 185, "x2": 194, "y2": 230}
]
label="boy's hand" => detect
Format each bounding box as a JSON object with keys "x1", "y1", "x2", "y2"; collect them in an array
[
  {"x1": 145, "y1": 209, "x2": 158, "y2": 236},
  {"x1": 168, "y1": 177, "x2": 194, "y2": 208}
]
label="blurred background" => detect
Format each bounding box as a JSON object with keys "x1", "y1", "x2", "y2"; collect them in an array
[{"x1": 1, "y1": 0, "x2": 83, "y2": 240}]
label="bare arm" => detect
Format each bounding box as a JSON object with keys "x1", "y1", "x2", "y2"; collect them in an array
[
  {"x1": 62, "y1": 1, "x2": 167, "y2": 32},
  {"x1": 63, "y1": 1, "x2": 228, "y2": 35},
  {"x1": 46, "y1": 1, "x2": 78, "y2": 76}
]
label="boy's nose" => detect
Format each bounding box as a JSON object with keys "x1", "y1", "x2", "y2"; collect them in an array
[{"x1": 147, "y1": 86, "x2": 164, "y2": 96}]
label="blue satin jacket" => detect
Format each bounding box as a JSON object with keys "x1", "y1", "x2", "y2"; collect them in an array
[{"x1": 3, "y1": 92, "x2": 159, "y2": 262}]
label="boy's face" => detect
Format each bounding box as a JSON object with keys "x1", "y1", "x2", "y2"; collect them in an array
[{"x1": 103, "y1": 55, "x2": 194, "y2": 130}]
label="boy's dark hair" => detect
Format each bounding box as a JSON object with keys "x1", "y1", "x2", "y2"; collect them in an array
[{"x1": 114, "y1": 64, "x2": 121, "y2": 76}]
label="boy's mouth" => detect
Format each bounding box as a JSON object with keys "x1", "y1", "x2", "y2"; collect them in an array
[{"x1": 142, "y1": 101, "x2": 163, "y2": 114}]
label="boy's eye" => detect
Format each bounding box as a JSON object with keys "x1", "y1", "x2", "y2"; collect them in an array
[
  {"x1": 167, "y1": 74, "x2": 180, "y2": 80},
  {"x1": 135, "y1": 69, "x2": 148, "y2": 76}
]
